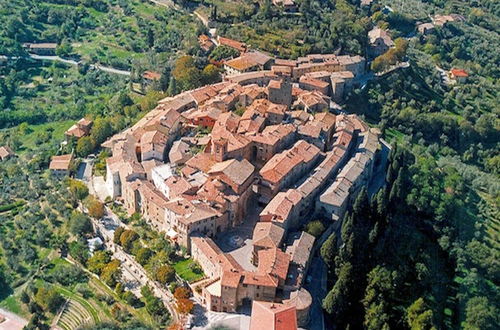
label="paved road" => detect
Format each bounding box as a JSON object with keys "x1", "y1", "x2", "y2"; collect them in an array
[
  {"x1": 0, "y1": 308, "x2": 28, "y2": 330},
  {"x1": 26, "y1": 54, "x2": 131, "y2": 76},
  {"x1": 82, "y1": 204, "x2": 181, "y2": 323},
  {"x1": 305, "y1": 257, "x2": 327, "y2": 330}
]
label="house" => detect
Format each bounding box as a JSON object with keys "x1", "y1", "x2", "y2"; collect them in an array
[
  {"x1": 432, "y1": 14, "x2": 465, "y2": 27},
  {"x1": 49, "y1": 154, "x2": 73, "y2": 177},
  {"x1": 65, "y1": 118, "x2": 93, "y2": 140},
  {"x1": 330, "y1": 71, "x2": 354, "y2": 103},
  {"x1": 417, "y1": 23, "x2": 435, "y2": 35},
  {"x1": 224, "y1": 52, "x2": 274, "y2": 76},
  {"x1": 368, "y1": 27, "x2": 394, "y2": 58},
  {"x1": 285, "y1": 231, "x2": 315, "y2": 289},
  {"x1": 250, "y1": 301, "x2": 298, "y2": 330},
  {"x1": 295, "y1": 91, "x2": 330, "y2": 113},
  {"x1": 252, "y1": 222, "x2": 285, "y2": 265},
  {"x1": 198, "y1": 35, "x2": 215, "y2": 52},
  {"x1": 268, "y1": 79, "x2": 292, "y2": 106},
  {"x1": 142, "y1": 71, "x2": 161, "y2": 88},
  {"x1": 0, "y1": 146, "x2": 14, "y2": 161},
  {"x1": 217, "y1": 36, "x2": 247, "y2": 53},
  {"x1": 360, "y1": 0, "x2": 373, "y2": 7},
  {"x1": 272, "y1": 0, "x2": 297, "y2": 12},
  {"x1": 23, "y1": 43, "x2": 57, "y2": 55},
  {"x1": 299, "y1": 76, "x2": 330, "y2": 95},
  {"x1": 450, "y1": 68, "x2": 468, "y2": 83},
  {"x1": 258, "y1": 140, "x2": 321, "y2": 203}
]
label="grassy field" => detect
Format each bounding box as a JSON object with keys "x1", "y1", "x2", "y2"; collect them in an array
[
  {"x1": 172, "y1": 258, "x2": 204, "y2": 283},
  {"x1": 18, "y1": 120, "x2": 74, "y2": 153}
]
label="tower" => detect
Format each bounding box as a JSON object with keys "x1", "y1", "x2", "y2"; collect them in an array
[{"x1": 212, "y1": 137, "x2": 228, "y2": 162}]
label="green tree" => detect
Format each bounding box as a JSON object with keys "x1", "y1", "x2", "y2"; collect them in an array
[
  {"x1": 462, "y1": 296, "x2": 498, "y2": 330},
  {"x1": 69, "y1": 212, "x2": 93, "y2": 236},
  {"x1": 76, "y1": 136, "x2": 95, "y2": 157},
  {"x1": 156, "y1": 265, "x2": 175, "y2": 285},
  {"x1": 166, "y1": 76, "x2": 177, "y2": 96},
  {"x1": 90, "y1": 118, "x2": 113, "y2": 146},
  {"x1": 68, "y1": 179, "x2": 89, "y2": 201},
  {"x1": 406, "y1": 298, "x2": 436, "y2": 330},
  {"x1": 135, "y1": 247, "x2": 153, "y2": 266},
  {"x1": 305, "y1": 220, "x2": 325, "y2": 237},
  {"x1": 101, "y1": 259, "x2": 121, "y2": 287},
  {"x1": 69, "y1": 241, "x2": 89, "y2": 264},
  {"x1": 320, "y1": 233, "x2": 338, "y2": 268},
  {"x1": 35, "y1": 287, "x2": 64, "y2": 313},
  {"x1": 87, "y1": 197, "x2": 104, "y2": 219},
  {"x1": 113, "y1": 227, "x2": 125, "y2": 244},
  {"x1": 172, "y1": 56, "x2": 201, "y2": 91},
  {"x1": 87, "y1": 251, "x2": 111, "y2": 275},
  {"x1": 201, "y1": 64, "x2": 220, "y2": 84},
  {"x1": 120, "y1": 230, "x2": 139, "y2": 252}
]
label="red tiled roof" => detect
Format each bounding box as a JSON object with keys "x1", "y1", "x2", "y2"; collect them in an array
[
  {"x1": 218, "y1": 36, "x2": 247, "y2": 52},
  {"x1": 143, "y1": 71, "x2": 161, "y2": 81},
  {"x1": 49, "y1": 154, "x2": 73, "y2": 170},
  {"x1": 250, "y1": 301, "x2": 298, "y2": 330},
  {"x1": 450, "y1": 68, "x2": 468, "y2": 77}
]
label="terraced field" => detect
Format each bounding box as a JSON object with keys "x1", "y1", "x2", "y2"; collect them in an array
[{"x1": 56, "y1": 299, "x2": 99, "y2": 330}]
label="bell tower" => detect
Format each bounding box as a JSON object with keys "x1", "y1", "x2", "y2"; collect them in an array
[{"x1": 212, "y1": 137, "x2": 228, "y2": 162}]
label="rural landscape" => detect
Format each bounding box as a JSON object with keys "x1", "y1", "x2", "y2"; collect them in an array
[{"x1": 0, "y1": 0, "x2": 498, "y2": 330}]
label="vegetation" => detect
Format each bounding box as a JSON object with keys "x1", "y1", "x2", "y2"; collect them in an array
[{"x1": 197, "y1": 0, "x2": 370, "y2": 58}]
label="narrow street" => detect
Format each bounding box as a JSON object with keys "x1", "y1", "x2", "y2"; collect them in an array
[
  {"x1": 89, "y1": 207, "x2": 181, "y2": 323},
  {"x1": 78, "y1": 159, "x2": 180, "y2": 324},
  {"x1": 305, "y1": 257, "x2": 327, "y2": 330}
]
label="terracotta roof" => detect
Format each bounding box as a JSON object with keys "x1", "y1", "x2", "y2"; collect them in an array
[
  {"x1": 221, "y1": 270, "x2": 242, "y2": 288},
  {"x1": 0, "y1": 146, "x2": 14, "y2": 159},
  {"x1": 299, "y1": 76, "x2": 330, "y2": 89},
  {"x1": 257, "y1": 247, "x2": 290, "y2": 282},
  {"x1": 250, "y1": 301, "x2": 298, "y2": 330},
  {"x1": 65, "y1": 125, "x2": 87, "y2": 138},
  {"x1": 259, "y1": 140, "x2": 320, "y2": 184},
  {"x1": 247, "y1": 99, "x2": 287, "y2": 117},
  {"x1": 208, "y1": 158, "x2": 255, "y2": 186},
  {"x1": 250, "y1": 124, "x2": 295, "y2": 146},
  {"x1": 450, "y1": 68, "x2": 468, "y2": 77},
  {"x1": 297, "y1": 90, "x2": 329, "y2": 109},
  {"x1": 253, "y1": 222, "x2": 285, "y2": 249},
  {"x1": 185, "y1": 153, "x2": 216, "y2": 173},
  {"x1": 368, "y1": 27, "x2": 394, "y2": 47},
  {"x1": 225, "y1": 56, "x2": 258, "y2": 72},
  {"x1": 78, "y1": 118, "x2": 93, "y2": 127},
  {"x1": 49, "y1": 154, "x2": 73, "y2": 170},
  {"x1": 192, "y1": 236, "x2": 223, "y2": 264},
  {"x1": 142, "y1": 71, "x2": 161, "y2": 81},
  {"x1": 139, "y1": 181, "x2": 169, "y2": 208},
  {"x1": 165, "y1": 176, "x2": 193, "y2": 198},
  {"x1": 274, "y1": 59, "x2": 297, "y2": 67},
  {"x1": 218, "y1": 36, "x2": 247, "y2": 52},
  {"x1": 260, "y1": 189, "x2": 302, "y2": 223},
  {"x1": 242, "y1": 272, "x2": 279, "y2": 287}
]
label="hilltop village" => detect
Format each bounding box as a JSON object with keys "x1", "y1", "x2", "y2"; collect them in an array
[{"x1": 97, "y1": 50, "x2": 382, "y2": 326}]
